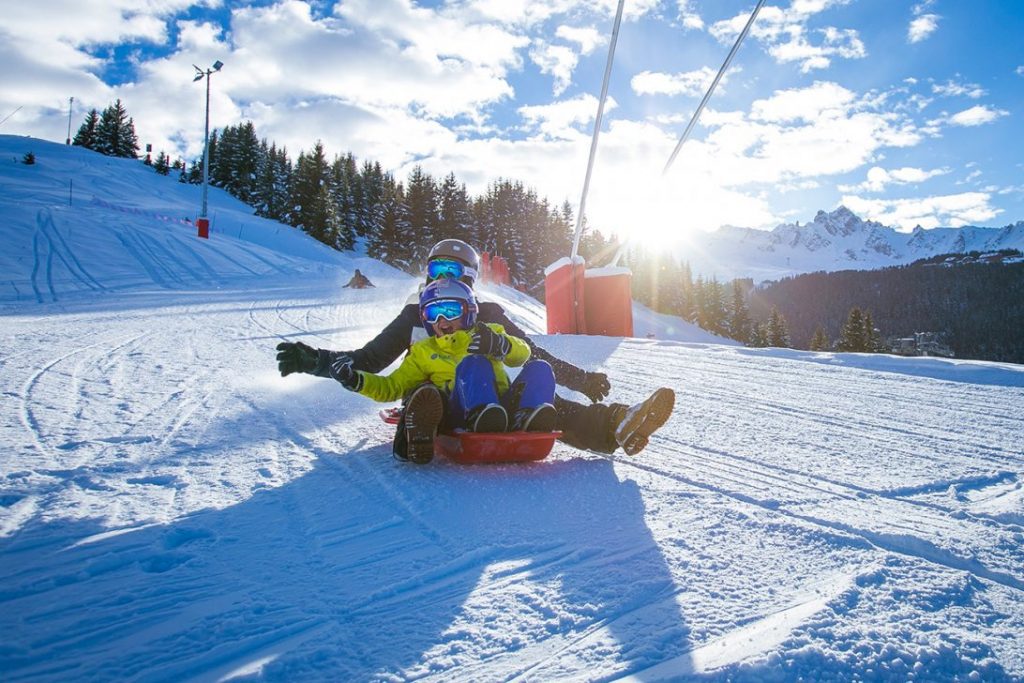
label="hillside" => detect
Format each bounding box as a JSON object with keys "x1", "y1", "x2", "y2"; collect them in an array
[
  {"x1": 2, "y1": 137, "x2": 1024, "y2": 681},
  {"x1": 749, "y1": 258, "x2": 1024, "y2": 363}
]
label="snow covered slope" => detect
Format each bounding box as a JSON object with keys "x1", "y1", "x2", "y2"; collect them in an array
[
  {"x1": 681, "y1": 205, "x2": 1024, "y2": 282},
  {"x1": 2, "y1": 136, "x2": 1024, "y2": 681}
]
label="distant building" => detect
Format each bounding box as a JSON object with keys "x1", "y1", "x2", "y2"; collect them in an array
[{"x1": 891, "y1": 332, "x2": 954, "y2": 358}]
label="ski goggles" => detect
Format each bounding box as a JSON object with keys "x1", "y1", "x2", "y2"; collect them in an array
[
  {"x1": 427, "y1": 258, "x2": 477, "y2": 282},
  {"x1": 422, "y1": 299, "x2": 467, "y2": 324}
]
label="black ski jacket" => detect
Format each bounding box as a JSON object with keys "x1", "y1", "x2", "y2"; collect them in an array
[{"x1": 315, "y1": 301, "x2": 589, "y2": 392}]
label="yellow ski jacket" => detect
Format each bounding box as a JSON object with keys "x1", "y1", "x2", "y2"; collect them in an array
[{"x1": 356, "y1": 324, "x2": 530, "y2": 403}]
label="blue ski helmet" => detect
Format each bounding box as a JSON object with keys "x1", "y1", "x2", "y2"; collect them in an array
[{"x1": 419, "y1": 277, "x2": 478, "y2": 336}]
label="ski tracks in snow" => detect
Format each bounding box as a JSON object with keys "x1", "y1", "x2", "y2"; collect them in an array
[{"x1": 3, "y1": 283, "x2": 1024, "y2": 681}]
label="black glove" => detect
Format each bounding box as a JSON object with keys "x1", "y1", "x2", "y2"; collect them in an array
[
  {"x1": 329, "y1": 355, "x2": 363, "y2": 391},
  {"x1": 276, "y1": 341, "x2": 319, "y2": 377},
  {"x1": 468, "y1": 323, "x2": 511, "y2": 360},
  {"x1": 580, "y1": 372, "x2": 610, "y2": 403}
]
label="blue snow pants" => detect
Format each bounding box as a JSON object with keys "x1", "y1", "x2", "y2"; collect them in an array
[{"x1": 448, "y1": 356, "x2": 555, "y2": 429}]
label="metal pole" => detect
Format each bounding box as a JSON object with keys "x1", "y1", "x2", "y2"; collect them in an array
[
  {"x1": 663, "y1": 0, "x2": 765, "y2": 175},
  {"x1": 201, "y1": 72, "x2": 211, "y2": 219},
  {"x1": 570, "y1": 0, "x2": 625, "y2": 259},
  {"x1": 66, "y1": 96, "x2": 74, "y2": 145}
]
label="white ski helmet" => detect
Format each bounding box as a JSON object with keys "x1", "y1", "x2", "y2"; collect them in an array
[{"x1": 426, "y1": 239, "x2": 481, "y2": 286}]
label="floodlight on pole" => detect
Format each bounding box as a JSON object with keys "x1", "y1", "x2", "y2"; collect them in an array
[{"x1": 193, "y1": 60, "x2": 224, "y2": 238}]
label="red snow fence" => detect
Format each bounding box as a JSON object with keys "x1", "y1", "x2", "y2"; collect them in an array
[
  {"x1": 196, "y1": 218, "x2": 210, "y2": 239},
  {"x1": 544, "y1": 257, "x2": 633, "y2": 336},
  {"x1": 480, "y1": 252, "x2": 511, "y2": 286}
]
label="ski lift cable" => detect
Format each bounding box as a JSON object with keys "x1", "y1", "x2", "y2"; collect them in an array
[
  {"x1": 0, "y1": 105, "x2": 24, "y2": 128},
  {"x1": 662, "y1": 0, "x2": 765, "y2": 176},
  {"x1": 570, "y1": 0, "x2": 626, "y2": 260},
  {"x1": 608, "y1": 0, "x2": 765, "y2": 268}
]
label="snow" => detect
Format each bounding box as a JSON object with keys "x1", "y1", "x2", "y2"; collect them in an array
[{"x1": 2, "y1": 135, "x2": 1024, "y2": 681}]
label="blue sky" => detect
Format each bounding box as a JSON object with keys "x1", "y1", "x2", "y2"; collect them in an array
[{"x1": 2, "y1": 0, "x2": 1021, "y2": 243}]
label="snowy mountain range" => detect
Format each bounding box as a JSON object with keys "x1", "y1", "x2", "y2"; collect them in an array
[{"x1": 682, "y1": 206, "x2": 1024, "y2": 282}]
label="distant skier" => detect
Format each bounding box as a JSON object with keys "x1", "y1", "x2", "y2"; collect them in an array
[
  {"x1": 328, "y1": 277, "x2": 556, "y2": 463},
  {"x1": 343, "y1": 269, "x2": 374, "y2": 289},
  {"x1": 276, "y1": 239, "x2": 675, "y2": 460}
]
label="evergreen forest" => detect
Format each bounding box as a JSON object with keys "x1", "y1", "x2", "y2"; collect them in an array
[
  {"x1": 69, "y1": 104, "x2": 1023, "y2": 364},
  {"x1": 749, "y1": 257, "x2": 1024, "y2": 364}
]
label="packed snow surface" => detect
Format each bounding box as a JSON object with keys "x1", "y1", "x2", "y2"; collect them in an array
[{"x1": 2, "y1": 137, "x2": 1024, "y2": 681}]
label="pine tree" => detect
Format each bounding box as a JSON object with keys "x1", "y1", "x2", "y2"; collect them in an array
[
  {"x1": 154, "y1": 151, "x2": 170, "y2": 175},
  {"x1": 72, "y1": 109, "x2": 100, "y2": 150},
  {"x1": 436, "y1": 172, "x2": 472, "y2": 244},
  {"x1": 838, "y1": 307, "x2": 868, "y2": 352},
  {"x1": 22, "y1": 151, "x2": 36, "y2": 165},
  {"x1": 678, "y1": 262, "x2": 696, "y2": 322},
  {"x1": 358, "y1": 161, "x2": 386, "y2": 239},
  {"x1": 749, "y1": 323, "x2": 769, "y2": 348},
  {"x1": 368, "y1": 178, "x2": 413, "y2": 270},
  {"x1": 253, "y1": 142, "x2": 292, "y2": 222},
  {"x1": 186, "y1": 159, "x2": 203, "y2": 184},
  {"x1": 766, "y1": 306, "x2": 791, "y2": 347},
  {"x1": 809, "y1": 325, "x2": 830, "y2": 351},
  {"x1": 95, "y1": 100, "x2": 139, "y2": 158},
  {"x1": 226, "y1": 122, "x2": 261, "y2": 203},
  {"x1": 728, "y1": 279, "x2": 752, "y2": 344},
  {"x1": 328, "y1": 154, "x2": 356, "y2": 251},
  {"x1": 863, "y1": 311, "x2": 882, "y2": 352},
  {"x1": 290, "y1": 142, "x2": 333, "y2": 244},
  {"x1": 404, "y1": 165, "x2": 438, "y2": 269}
]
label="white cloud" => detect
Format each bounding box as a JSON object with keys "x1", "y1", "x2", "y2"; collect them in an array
[
  {"x1": 631, "y1": 67, "x2": 719, "y2": 97},
  {"x1": 840, "y1": 165, "x2": 949, "y2": 193},
  {"x1": 931, "y1": 79, "x2": 985, "y2": 99},
  {"x1": 449, "y1": 0, "x2": 659, "y2": 26},
  {"x1": 749, "y1": 81, "x2": 855, "y2": 123},
  {"x1": 841, "y1": 192, "x2": 999, "y2": 230},
  {"x1": 710, "y1": 3, "x2": 865, "y2": 73},
  {"x1": 676, "y1": 0, "x2": 704, "y2": 30},
  {"x1": 529, "y1": 40, "x2": 579, "y2": 96},
  {"x1": 517, "y1": 94, "x2": 612, "y2": 140},
  {"x1": 1016, "y1": 66, "x2": 1024, "y2": 77},
  {"x1": 555, "y1": 25, "x2": 604, "y2": 54},
  {"x1": 908, "y1": 15, "x2": 939, "y2": 43},
  {"x1": 946, "y1": 105, "x2": 1009, "y2": 127}
]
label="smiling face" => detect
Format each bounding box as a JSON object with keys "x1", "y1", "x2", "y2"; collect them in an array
[{"x1": 430, "y1": 316, "x2": 464, "y2": 337}]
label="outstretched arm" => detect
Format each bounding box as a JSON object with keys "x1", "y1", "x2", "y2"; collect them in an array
[{"x1": 312, "y1": 303, "x2": 421, "y2": 377}]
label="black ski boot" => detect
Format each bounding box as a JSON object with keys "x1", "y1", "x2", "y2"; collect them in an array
[
  {"x1": 403, "y1": 384, "x2": 444, "y2": 464},
  {"x1": 467, "y1": 403, "x2": 508, "y2": 433},
  {"x1": 613, "y1": 387, "x2": 675, "y2": 455},
  {"x1": 512, "y1": 403, "x2": 557, "y2": 432}
]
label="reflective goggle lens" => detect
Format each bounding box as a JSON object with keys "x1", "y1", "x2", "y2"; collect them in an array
[
  {"x1": 427, "y1": 259, "x2": 465, "y2": 281},
  {"x1": 422, "y1": 299, "x2": 465, "y2": 324}
]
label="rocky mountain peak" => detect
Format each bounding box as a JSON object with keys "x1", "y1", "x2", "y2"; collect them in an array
[{"x1": 813, "y1": 205, "x2": 864, "y2": 237}]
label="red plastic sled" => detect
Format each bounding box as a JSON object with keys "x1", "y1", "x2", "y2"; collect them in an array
[
  {"x1": 435, "y1": 430, "x2": 561, "y2": 465},
  {"x1": 379, "y1": 406, "x2": 559, "y2": 464}
]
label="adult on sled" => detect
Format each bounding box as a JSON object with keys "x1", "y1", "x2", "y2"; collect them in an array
[
  {"x1": 342, "y1": 268, "x2": 374, "y2": 289},
  {"x1": 276, "y1": 239, "x2": 674, "y2": 457},
  {"x1": 328, "y1": 277, "x2": 556, "y2": 463}
]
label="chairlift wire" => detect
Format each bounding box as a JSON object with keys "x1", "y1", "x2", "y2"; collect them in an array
[
  {"x1": 0, "y1": 105, "x2": 24, "y2": 128},
  {"x1": 662, "y1": 0, "x2": 766, "y2": 176}
]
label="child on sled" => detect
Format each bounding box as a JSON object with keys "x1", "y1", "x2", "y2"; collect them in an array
[{"x1": 329, "y1": 277, "x2": 556, "y2": 464}]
